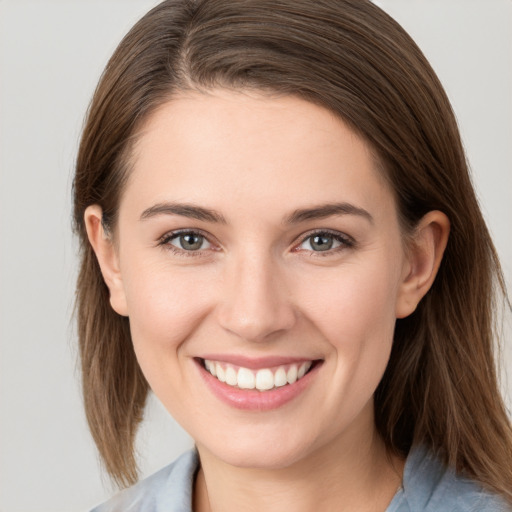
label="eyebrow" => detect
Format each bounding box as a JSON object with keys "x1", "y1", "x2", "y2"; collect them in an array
[
  {"x1": 140, "y1": 202, "x2": 227, "y2": 224},
  {"x1": 284, "y1": 202, "x2": 374, "y2": 225},
  {"x1": 139, "y1": 201, "x2": 373, "y2": 225}
]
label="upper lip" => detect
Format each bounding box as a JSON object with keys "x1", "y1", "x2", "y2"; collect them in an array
[{"x1": 196, "y1": 354, "x2": 320, "y2": 370}]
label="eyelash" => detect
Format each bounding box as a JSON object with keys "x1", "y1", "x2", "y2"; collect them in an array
[
  {"x1": 157, "y1": 229, "x2": 355, "y2": 257},
  {"x1": 294, "y1": 229, "x2": 355, "y2": 256},
  {"x1": 157, "y1": 229, "x2": 214, "y2": 258}
]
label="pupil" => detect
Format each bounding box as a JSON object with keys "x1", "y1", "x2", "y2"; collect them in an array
[
  {"x1": 181, "y1": 233, "x2": 202, "y2": 250},
  {"x1": 312, "y1": 235, "x2": 333, "y2": 251}
]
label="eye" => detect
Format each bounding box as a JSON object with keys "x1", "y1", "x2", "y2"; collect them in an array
[
  {"x1": 297, "y1": 230, "x2": 353, "y2": 253},
  {"x1": 161, "y1": 231, "x2": 212, "y2": 252}
]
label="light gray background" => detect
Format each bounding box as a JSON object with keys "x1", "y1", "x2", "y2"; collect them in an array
[{"x1": 0, "y1": 1, "x2": 510, "y2": 511}]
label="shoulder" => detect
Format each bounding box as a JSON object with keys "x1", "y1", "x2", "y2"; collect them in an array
[
  {"x1": 387, "y1": 445, "x2": 511, "y2": 512},
  {"x1": 90, "y1": 449, "x2": 199, "y2": 512}
]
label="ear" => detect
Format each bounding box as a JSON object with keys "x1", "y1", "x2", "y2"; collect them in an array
[
  {"x1": 395, "y1": 210, "x2": 450, "y2": 319},
  {"x1": 84, "y1": 205, "x2": 129, "y2": 317}
]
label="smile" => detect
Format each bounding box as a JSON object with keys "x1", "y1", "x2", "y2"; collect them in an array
[
  {"x1": 203, "y1": 359, "x2": 313, "y2": 391},
  {"x1": 197, "y1": 357, "x2": 322, "y2": 410}
]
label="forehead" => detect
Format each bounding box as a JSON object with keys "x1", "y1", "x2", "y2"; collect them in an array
[{"x1": 121, "y1": 90, "x2": 394, "y2": 223}]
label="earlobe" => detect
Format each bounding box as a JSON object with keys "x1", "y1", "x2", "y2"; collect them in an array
[
  {"x1": 395, "y1": 210, "x2": 450, "y2": 319},
  {"x1": 84, "y1": 205, "x2": 129, "y2": 317}
]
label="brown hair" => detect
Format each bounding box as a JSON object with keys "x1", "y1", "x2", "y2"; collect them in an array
[{"x1": 73, "y1": 0, "x2": 512, "y2": 499}]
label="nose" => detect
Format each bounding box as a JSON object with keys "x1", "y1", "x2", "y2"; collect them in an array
[{"x1": 217, "y1": 252, "x2": 297, "y2": 342}]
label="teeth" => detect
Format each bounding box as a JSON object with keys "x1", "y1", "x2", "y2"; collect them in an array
[
  {"x1": 225, "y1": 366, "x2": 238, "y2": 386},
  {"x1": 204, "y1": 360, "x2": 215, "y2": 375},
  {"x1": 237, "y1": 367, "x2": 255, "y2": 389},
  {"x1": 255, "y1": 369, "x2": 274, "y2": 391},
  {"x1": 274, "y1": 367, "x2": 287, "y2": 387},
  {"x1": 216, "y1": 364, "x2": 226, "y2": 383},
  {"x1": 286, "y1": 365, "x2": 298, "y2": 384},
  {"x1": 298, "y1": 361, "x2": 311, "y2": 379},
  {"x1": 204, "y1": 359, "x2": 314, "y2": 391}
]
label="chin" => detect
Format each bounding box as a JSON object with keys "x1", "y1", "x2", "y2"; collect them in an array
[{"x1": 197, "y1": 426, "x2": 323, "y2": 470}]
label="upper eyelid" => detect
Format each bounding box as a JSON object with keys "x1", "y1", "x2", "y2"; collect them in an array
[
  {"x1": 295, "y1": 228, "x2": 354, "y2": 245},
  {"x1": 159, "y1": 228, "x2": 212, "y2": 243}
]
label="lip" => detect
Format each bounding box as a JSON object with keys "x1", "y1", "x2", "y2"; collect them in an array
[{"x1": 195, "y1": 357, "x2": 322, "y2": 411}]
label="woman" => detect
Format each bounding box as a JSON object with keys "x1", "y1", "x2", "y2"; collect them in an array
[{"x1": 74, "y1": 0, "x2": 512, "y2": 510}]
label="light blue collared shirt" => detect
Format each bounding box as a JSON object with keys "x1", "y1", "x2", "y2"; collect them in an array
[{"x1": 91, "y1": 445, "x2": 511, "y2": 511}]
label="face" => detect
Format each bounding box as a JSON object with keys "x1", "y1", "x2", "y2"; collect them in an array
[{"x1": 101, "y1": 90, "x2": 415, "y2": 469}]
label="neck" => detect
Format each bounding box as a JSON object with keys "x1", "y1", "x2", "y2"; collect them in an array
[{"x1": 193, "y1": 417, "x2": 404, "y2": 512}]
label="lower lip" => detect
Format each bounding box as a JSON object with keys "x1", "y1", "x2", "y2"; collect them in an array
[{"x1": 196, "y1": 360, "x2": 321, "y2": 411}]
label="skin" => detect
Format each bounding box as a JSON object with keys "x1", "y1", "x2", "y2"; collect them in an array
[{"x1": 86, "y1": 90, "x2": 449, "y2": 512}]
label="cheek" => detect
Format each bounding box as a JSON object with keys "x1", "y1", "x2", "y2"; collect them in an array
[
  {"x1": 297, "y1": 257, "x2": 401, "y2": 398},
  {"x1": 298, "y1": 261, "x2": 400, "y2": 348},
  {"x1": 121, "y1": 259, "x2": 216, "y2": 362},
  {"x1": 298, "y1": 262, "x2": 401, "y2": 418}
]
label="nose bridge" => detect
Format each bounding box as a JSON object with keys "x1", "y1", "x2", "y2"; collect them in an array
[{"x1": 217, "y1": 247, "x2": 296, "y2": 342}]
